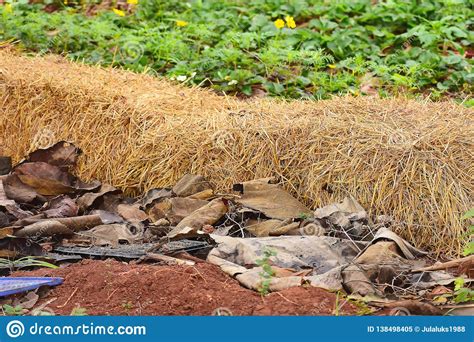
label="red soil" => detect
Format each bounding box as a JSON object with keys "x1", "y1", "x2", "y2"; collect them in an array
[{"x1": 15, "y1": 259, "x2": 358, "y2": 316}]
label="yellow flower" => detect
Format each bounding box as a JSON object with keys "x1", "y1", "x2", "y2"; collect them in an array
[
  {"x1": 4, "y1": 3, "x2": 12, "y2": 13},
  {"x1": 176, "y1": 20, "x2": 188, "y2": 27},
  {"x1": 274, "y1": 19, "x2": 285, "y2": 29},
  {"x1": 328, "y1": 64, "x2": 337, "y2": 69},
  {"x1": 127, "y1": 0, "x2": 138, "y2": 5},
  {"x1": 285, "y1": 16, "x2": 296, "y2": 29},
  {"x1": 112, "y1": 8, "x2": 126, "y2": 17}
]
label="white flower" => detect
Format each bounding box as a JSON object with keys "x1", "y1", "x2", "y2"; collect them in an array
[
  {"x1": 176, "y1": 75, "x2": 187, "y2": 82},
  {"x1": 228, "y1": 80, "x2": 238, "y2": 86},
  {"x1": 190, "y1": 72, "x2": 197, "y2": 78}
]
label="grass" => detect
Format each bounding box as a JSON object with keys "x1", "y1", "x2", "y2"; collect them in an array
[
  {"x1": 0, "y1": 0, "x2": 472, "y2": 100},
  {"x1": 0, "y1": 256, "x2": 58, "y2": 271}
]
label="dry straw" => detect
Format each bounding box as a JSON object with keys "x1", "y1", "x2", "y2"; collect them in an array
[{"x1": 0, "y1": 50, "x2": 472, "y2": 256}]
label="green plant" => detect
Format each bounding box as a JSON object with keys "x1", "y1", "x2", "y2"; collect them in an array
[
  {"x1": 333, "y1": 291, "x2": 342, "y2": 316},
  {"x1": 255, "y1": 247, "x2": 277, "y2": 296},
  {"x1": 446, "y1": 210, "x2": 474, "y2": 304},
  {"x1": 453, "y1": 278, "x2": 473, "y2": 303},
  {"x1": 298, "y1": 212, "x2": 309, "y2": 220},
  {"x1": 122, "y1": 301, "x2": 134, "y2": 310},
  {"x1": 2, "y1": 304, "x2": 25, "y2": 316},
  {"x1": 0, "y1": 256, "x2": 58, "y2": 271},
  {"x1": 0, "y1": 0, "x2": 471, "y2": 100},
  {"x1": 70, "y1": 306, "x2": 88, "y2": 316},
  {"x1": 461, "y1": 208, "x2": 474, "y2": 256}
]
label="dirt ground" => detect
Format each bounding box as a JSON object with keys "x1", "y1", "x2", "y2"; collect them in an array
[{"x1": 14, "y1": 259, "x2": 359, "y2": 316}]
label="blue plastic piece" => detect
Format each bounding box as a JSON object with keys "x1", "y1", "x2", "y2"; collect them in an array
[{"x1": 0, "y1": 277, "x2": 63, "y2": 297}]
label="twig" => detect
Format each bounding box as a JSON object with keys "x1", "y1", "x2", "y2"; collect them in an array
[
  {"x1": 225, "y1": 213, "x2": 245, "y2": 238},
  {"x1": 274, "y1": 291, "x2": 298, "y2": 305},
  {"x1": 411, "y1": 255, "x2": 473, "y2": 273},
  {"x1": 440, "y1": 303, "x2": 474, "y2": 309},
  {"x1": 57, "y1": 287, "x2": 78, "y2": 308},
  {"x1": 143, "y1": 253, "x2": 195, "y2": 266},
  {"x1": 106, "y1": 289, "x2": 118, "y2": 301},
  {"x1": 339, "y1": 225, "x2": 362, "y2": 252},
  {"x1": 30, "y1": 298, "x2": 57, "y2": 316}
]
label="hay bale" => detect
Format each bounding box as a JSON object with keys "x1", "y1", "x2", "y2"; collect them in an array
[{"x1": 0, "y1": 51, "x2": 472, "y2": 256}]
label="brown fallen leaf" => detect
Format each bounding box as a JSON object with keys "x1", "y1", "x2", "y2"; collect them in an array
[
  {"x1": 116, "y1": 203, "x2": 148, "y2": 223},
  {"x1": 175, "y1": 198, "x2": 228, "y2": 230},
  {"x1": 384, "y1": 300, "x2": 443, "y2": 315},
  {"x1": 76, "y1": 184, "x2": 121, "y2": 212},
  {"x1": 0, "y1": 237, "x2": 43, "y2": 257},
  {"x1": 0, "y1": 177, "x2": 32, "y2": 222},
  {"x1": 172, "y1": 174, "x2": 212, "y2": 197},
  {"x1": 9, "y1": 162, "x2": 100, "y2": 197},
  {"x1": 42, "y1": 196, "x2": 79, "y2": 218},
  {"x1": 234, "y1": 178, "x2": 311, "y2": 220},
  {"x1": 141, "y1": 188, "x2": 173, "y2": 209},
  {"x1": 82, "y1": 223, "x2": 139, "y2": 247},
  {"x1": 14, "y1": 162, "x2": 75, "y2": 196},
  {"x1": 14, "y1": 220, "x2": 73, "y2": 237},
  {"x1": 147, "y1": 197, "x2": 208, "y2": 225},
  {"x1": 429, "y1": 285, "x2": 453, "y2": 298},
  {"x1": 26, "y1": 141, "x2": 81, "y2": 169},
  {"x1": 187, "y1": 189, "x2": 214, "y2": 200},
  {"x1": 13, "y1": 214, "x2": 102, "y2": 237},
  {"x1": 165, "y1": 198, "x2": 228, "y2": 240},
  {"x1": 3, "y1": 174, "x2": 45, "y2": 203}
]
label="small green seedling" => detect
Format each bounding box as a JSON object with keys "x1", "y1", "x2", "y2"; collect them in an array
[
  {"x1": 2, "y1": 304, "x2": 25, "y2": 316},
  {"x1": 298, "y1": 212, "x2": 309, "y2": 220},
  {"x1": 122, "y1": 301, "x2": 134, "y2": 310},
  {"x1": 453, "y1": 278, "x2": 474, "y2": 304},
  {"x1": 256, "y1": 248, "x2": 277, "y2": 296},
  {"x1": 461, "y1": 208, "x2": 474, "y2": 256},
  {"x1": 70, "y1": 306, "x2": 88, "y2": 316}
]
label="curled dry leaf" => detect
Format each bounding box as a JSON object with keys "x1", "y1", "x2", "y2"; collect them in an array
[
  {"x1": 76, "y1": 184, "x2": 121, "y2": 212},
  {"x1": 6, "y1": 162, "x2": 100, "y2": 199},
  {"x1": 14, "y1": 215, "x2": 102, "y2": 237},
  {"x1": 141, "y1": 188, "x2": 173, "y2": 209},
  {"x1": 147, "y1": 197, "x2": 208, "y2": 225},
  {"x1": 116, "y1": 204, "x2": 148, "y2": 223},
  {"x1": 234, "y1": 178, "x2": 311, "y2": 220},
  {"x1": 42, "y1": 196, "x2": 79, "y2": 218},
  {"x1": 82, "y1": 223, "x2": 139, "y2": 247},
  {"x1": 3, "y1": 174, "x2": 45, "y2": 203},
  {"x1": 166, "y1": 198, "x2": 228, "y2": 240},
  {"x1": 14, "y1": 162, "x2": 75, "y2": 196},
  {"x1": 26, "y1": 141, "x2": 81, "y2": 169},
  {"x1": 172, "y1": 174, "x2": 212, "y2": 197}
]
